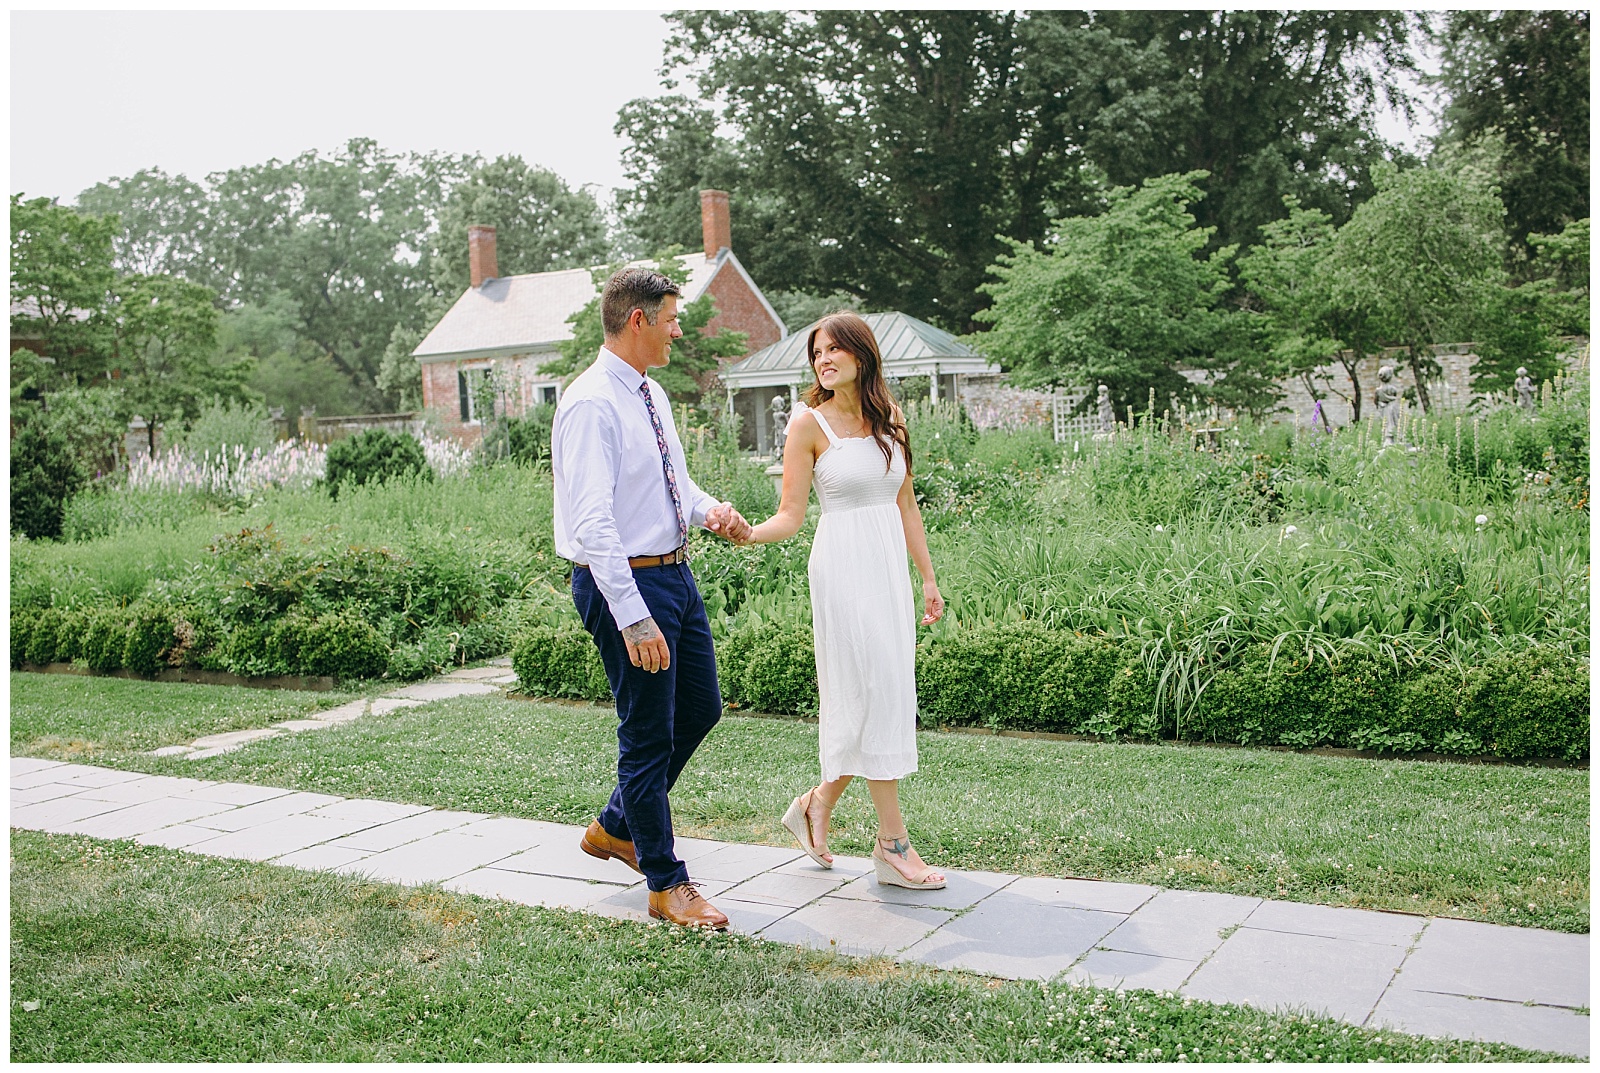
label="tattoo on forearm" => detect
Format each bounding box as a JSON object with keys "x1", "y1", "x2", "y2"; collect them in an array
[{"x1": 622, "y1": 618, "x2": 661, "y2": 645}]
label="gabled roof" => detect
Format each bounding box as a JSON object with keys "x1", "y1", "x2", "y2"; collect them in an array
[
  {"x1": 721, "y1": 310, "x2": 999, "y2": 389},
  {"x1": 413, "y1": 251, "x2": 735, "y2": 362}
]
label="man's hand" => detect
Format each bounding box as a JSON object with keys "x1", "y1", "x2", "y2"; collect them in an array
[
  {"x1": 705, "y1": 502, "x2": 753, "y2": 544},
  {"x1": 622, "y1": 616, "x2": 670, "y2": 673}
]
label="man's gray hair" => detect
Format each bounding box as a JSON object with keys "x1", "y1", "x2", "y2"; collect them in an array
[{"x1": 602, "y1": 268, "x2": 682, "y2": 337}]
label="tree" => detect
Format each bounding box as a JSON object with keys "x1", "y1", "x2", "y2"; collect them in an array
[
  {"x1": 111, "y1": 273, "x2": 250, "y2": 452},
  {"x1": 1470, "y1": 218, "x2": 1590, "y2": 392},
  {"x1": 972, "y1": 172, "x2": 1238, "y2": 419},
  {"x1": 9, "y1": 194, "x2": 118, "y2": 388},
  {"x1": 1237, "y1": 197, "x2": 1380, "y2": 423},
  {"x1": 75, "y1": 168, "x2": 217, "y2": 283},
  {"x1": 630, "y1": 11, "x2": 1418, "y2": 332},
  {"x1": 425, "y1": 155, "x2": 610, "y2": 298},
  {"x1": 1436, "y1": 11, "x2": 1589, "y2": 259},
  {"x1": 549, "y1": 250, "x2": 748, "y2": 407},
  {"x1": 1327, "y1": 163, "x2": 1504, "y2": 412},
  {"x1": 10, "y1": 410, "x2": 87, "y2": 540}
]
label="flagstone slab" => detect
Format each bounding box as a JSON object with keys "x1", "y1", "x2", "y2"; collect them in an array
[
  {"x1": 305, "y1": 798, "x2": 434, "y2": 825},
  {"x1": 191, "y1": 791, "x2": 344, "y2": 832},
  {"x1": 369, "y1": 698, "x2": 426, "y2": 716},
  {"x1": 386, "y1": 681, "x2": 497, "y2": 702},
  {"x1": 136, "y1": 823, "x2": 233, "y2": 850},
  {"x1": 11, "y1": 757, "x2": 66, "y2": 777},
  {"x1": 446, "y1": 868, "x2": 627, "y2": 911},
  {"x1": 670, "y1": 835, "x2": 734, "y2": 863},
  {"x1": 1394, "y1": 917, "x2": 1589, "y2": 1009},
  {"x1": 1064, "y1": 948, "x2": 1201, "y2": 993},
  {"x1": 188, "y1": 728, "x2": 284, "y2": 750},
  {"x1": 60, "y1": 797, "x2": 238, "y2": 841},
  {"x1": 717, "y1": 898, "x2": 798, "y2": 936},
  {"x1": 10, "y1": 795, "x2": 131, "y2": 832},
  {"x1": 1244, "y1": 899, "x2": 1425, "y2": 947},
  {"x1": 760, "y1": 896, "x2": 952, "y2": 957},
  {"x1": 905, "y1": 893, "x2": 1124, "y2": 980},
  {"x1": 1182, "y1": 927, "x2": 1409, "y2": 1023},
  {"x1": 829, "y1": 867, "x2": 1017, "y2": 911},
  {"x1": 273, "y1": 720, "x2": 333, "y2": 733},
  {"x1": 340, "y1": 828, "x2": 538, "y2": 885},
  {"x1": 1100, "y1": 889, "x2": 1262, "y2": 962},
  {"x1": 773, "y1": 853, "x2": 874, "y2": 880},
  {"x1": 185, "y1": 814, "x2": 376, "y2": 862},
  {"x1": 493, "y1": 838, "x2": 642, "y2": 884},
  {"x1": 12, "y1": 782, "x2": 95, "y2": 806},
  {"x1": 688, "y1": 842, "x2": 804, "y2": 883},
  {"x1": 70, "y1": 774, "x2": 210, "y2": 804},
  {"x1": 308, "y1": 701, "x2": 370, "y2": 725},
  {"x1": 720, "y1": 869, "x2": 850, "y2": 908},
  {"x1": 323, "y1": 810, "x2": 485, "y2": 854},
  {"x1": 588, "y1": 879, "x2": 737, "y2": 924},
  {"x1": 442, "y1": 666, "x2": 511, "y2": 680},
  {"x1": 149, "y1": 746, "x2": 195, "y2": 757},
  {"x1": 175, "y1": 782, "x2": 295, "y2": 806},
  {"x1": 1368, "y1": 986, "x2": 1590, "y2": 1058},
  {"x1": 275, "y1": 844, "x2": 376, "y2": 873},
  {"x1": 11, "y1": 764, "x2": 144, "y2": 790},
  {"x1": 1007, "y1": 875, "x2": 1161, "y2": 915}
]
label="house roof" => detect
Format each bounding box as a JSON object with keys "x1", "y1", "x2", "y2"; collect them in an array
[
  {"x1": 413, "y1": 251, "x2": 726, "y2": 362},
  {"x1": 721, "y1": 310, "x2": 1000, "y2": 390}
]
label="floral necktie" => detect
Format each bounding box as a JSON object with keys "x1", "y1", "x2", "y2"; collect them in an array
[{"x1": 639, "y1": 381, "x2": 688, "y2": 549}]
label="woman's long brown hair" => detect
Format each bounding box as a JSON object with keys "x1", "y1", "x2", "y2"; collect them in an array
[{"x1": 805, "y1": 311, "x2": 912, "y2": 474}]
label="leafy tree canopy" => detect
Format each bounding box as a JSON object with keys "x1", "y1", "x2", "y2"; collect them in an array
[
  {"x1": 619, "y1": 10, "x2": 1418, "y2": 333},
  {"x1": 1436, "y1": 10, "x2": 1589, "y2": 258},
  {"x1": 972, "y1": 171, "x2": 1239, "y2": 418},
  {"x1": 10, "y1": 194, "x2": 119, "y2": 388}
]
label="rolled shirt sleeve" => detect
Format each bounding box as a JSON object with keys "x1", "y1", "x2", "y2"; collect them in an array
[{"x1": 552, "y1": 397, "x2": 651, "y2": 631}]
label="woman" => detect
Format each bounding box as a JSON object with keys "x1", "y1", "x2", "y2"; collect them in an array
[{"x1": 743, "y1": 312, "x2": 946, "y2": 889}]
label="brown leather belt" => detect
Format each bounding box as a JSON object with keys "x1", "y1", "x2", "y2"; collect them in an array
[{"x1": 627, "y1": 545, "x2": 688, "y2": 569}]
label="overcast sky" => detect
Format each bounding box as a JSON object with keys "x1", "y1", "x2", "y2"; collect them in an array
[
  {"x1": 11, "y1": 10, "x2": 1438, "y2": 209},
  {"x1": 10, "y1": 10, "x2": 674, "y2": 205}
]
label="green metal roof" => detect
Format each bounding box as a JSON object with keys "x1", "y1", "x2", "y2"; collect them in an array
[{"x1": 721, "y1": 310, "x2": 997, "y2": 389}]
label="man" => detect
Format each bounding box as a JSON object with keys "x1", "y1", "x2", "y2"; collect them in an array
[{"x1": 552, "y1": 267, "x2": 751, "y2": 929}]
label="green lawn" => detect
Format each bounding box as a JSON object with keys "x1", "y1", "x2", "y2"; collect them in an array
[
  {"x1": 11, "y1": 672, "x2": 1588, "y2": 933},
  {"x1": 9, "y1": 831, "x2": 1560, "y2": 1063},
  {"x1": 8, "y1": 674, "x2": 364, "y2": 756}
]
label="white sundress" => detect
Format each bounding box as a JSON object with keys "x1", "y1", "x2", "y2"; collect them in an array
[{"x1": 804, "y1": 410, "x2": 919, "y2": 782}]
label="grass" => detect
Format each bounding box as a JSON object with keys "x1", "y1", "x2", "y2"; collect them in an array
[
  {"x1": 9, "y1": 830, "x2": 1563, "y2": 1062},
  {"x1": 8, "y1": 674, "x2": 363, "y2": 756},
  {"x1": 14, "y1": 672, "x2": 1587, "y2": 934}
]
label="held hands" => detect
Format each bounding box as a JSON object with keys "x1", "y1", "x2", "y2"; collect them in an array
[
  {"x1": 704, "y1": 501, "x2": 753, "y2": 544},
  {"x1": 920, "y1": 583, "x2": 945, "y2": 626}
]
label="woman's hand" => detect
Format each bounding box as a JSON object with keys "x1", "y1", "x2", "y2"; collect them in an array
[{"x1": 920, "y1": 583, "x2": 945, "y2": 625}]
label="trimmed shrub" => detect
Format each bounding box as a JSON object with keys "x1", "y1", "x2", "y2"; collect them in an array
[
  {"x1": 917, "y1": 622, "x2": 1121, "y2": 733},
  {"x1": 728, "y1": 624, "x2": 818, "y2": 716},
  {"x1": 11, "y1": 607, "x2": 38, "y2": 669},
  {"x1": 1463, "y1": 648, "x2": 1589, "y2": 761},
  {"x1": 505, "y1": 404, "x2": 555, "y2": 466},
  {"x1": 220, "y1": 624, "x2": 282, "y2": 678},
  {"x1": 323, "y1": 429, "x2": 431, "y2": 498},
  {"x1": 10, "y1": 411, "x2": 89, "y2": 540},
  {"x1": 122, "y1": 603, "x2": 178, "y2": 676},
  {"x1": 296, "y1": 611, "x2": 389, "y2": 679},
  {"x1": 82, "y1": 610, "x2": 129, "y2": 673},
  {"x1": 1099, "y1": 649, "x2": 1168, "y2": 741},
  {"x1": 24, "y1": 606, "x2": 67, "y2": 666},
  {"x1": 511, "y1": 625, "x2": 611, "y2": 703}
]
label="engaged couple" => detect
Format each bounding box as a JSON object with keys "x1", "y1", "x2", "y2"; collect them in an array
[{"x1": 551, "y1": 268, "x2": 945, "y2": 929}]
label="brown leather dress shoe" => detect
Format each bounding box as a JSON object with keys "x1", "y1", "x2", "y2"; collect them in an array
[
  {"x1": 580, "y1": 820, "x2": 641, "y2": 874},
  {"x1": 648, "y1": 883, "x2": 729, "y2": 930}
]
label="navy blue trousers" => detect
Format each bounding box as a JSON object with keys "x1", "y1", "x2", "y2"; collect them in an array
[{"x1": 572, "y1": 562, "x2": 722, "y2": 892}]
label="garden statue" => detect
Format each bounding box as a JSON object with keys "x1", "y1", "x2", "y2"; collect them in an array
[
  {"x1": 1096, "y1": 384, "x2": 1115, "y2": 433},
  {"x1": 1375, "y1": 365, "x2": 1404, "y2": 446},
  {"x1": 770, "y1": 394, "x2": 791, "y2": 453},
  {"x1": 1514, "y1": 367, "x2": 1535, "y2": 412}
]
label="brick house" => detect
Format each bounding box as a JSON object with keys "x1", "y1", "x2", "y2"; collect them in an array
[{"x1": 413, "y1": 190, "x2": 787, "y2": 446}]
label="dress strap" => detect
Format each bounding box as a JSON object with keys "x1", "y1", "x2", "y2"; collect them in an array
[{"x1": 808, "y1": 409, "x2": 843, "y2": 447}]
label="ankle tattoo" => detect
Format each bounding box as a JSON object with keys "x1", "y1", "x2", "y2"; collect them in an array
[{"x1": 879, "y1": 835, "x2": 909, "y2": 859}]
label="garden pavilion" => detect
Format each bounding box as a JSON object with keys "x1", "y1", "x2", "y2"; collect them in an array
[{"x1": 721, "y1": 310, "x2": 999, "y2": 453}]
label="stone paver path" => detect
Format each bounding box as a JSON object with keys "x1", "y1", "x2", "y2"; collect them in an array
[
  {"x1": 148, "y1": 663, "x2": 516, "y2": 759},
  {"x1": 10, "y1": 757, "x2": 1589, "y2": 1057}
]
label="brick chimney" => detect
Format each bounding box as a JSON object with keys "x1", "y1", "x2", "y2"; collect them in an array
[
  {"x1": 700, "y1": 189, "x2": 731, "y2": 260},
  {"x1": 468, "y1": 225, "x2": 498, "y2": 288}
]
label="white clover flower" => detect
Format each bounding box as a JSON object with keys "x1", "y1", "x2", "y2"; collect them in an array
[
  {"x1": 1475, "y1": 514, "x2": 1488, "y2": 525},
  {"x1": 1154, "y1": 524, "x2": 1164, "y2": 532},
  {"x1": 1283, "y1": 525, "x2": 1298, "y2": 535}
]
